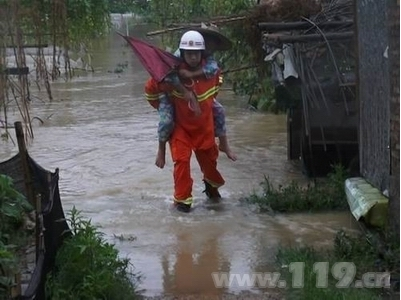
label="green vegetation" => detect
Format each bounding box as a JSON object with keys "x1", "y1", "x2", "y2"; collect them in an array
[
  {"x1": 244, "y1": 165, "x2": 349, "y2": 213},
  {"x1": 244, "y1": 164, "x2": 399, "y2": 298},
  {"x1": 0, "y1": 0, "x2": 113, "y2": 138},
  {"x1": 146, "y1": 0, "x2": 253, "y2": 24},
  {"x1": 276, "y1": 229, "x2": 399, "y2": 299},
  {"x1": 45, "y1": 207, "x2": 141, "y2": 300},
  {"x1": 66, "y1": 0, "x2": 111, "y2": 45},
  {"x1": 109, "y1": 0, "x2": 150, "y2": 14},
  {"x1": 0, "y1": 176, "x2": 140, "y2": 299},
  {"x1": 0, "y1": 175, "x2": 33, "y2": 298},
  {"x1": 0, "y1": 0, "x2": 111, "y2": 50}
]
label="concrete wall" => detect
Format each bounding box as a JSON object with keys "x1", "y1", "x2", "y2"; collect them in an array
[
  {"x1": 388, "y1": 0, "x2": 400, "y2": 236},
  {"x1": 355, "y1": 0, "x2": 391, "y2": 192}
]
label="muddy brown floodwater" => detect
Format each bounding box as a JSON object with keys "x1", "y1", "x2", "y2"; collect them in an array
[{"x1": 1, "y1": 25, "x2": 360, "y2": 299}]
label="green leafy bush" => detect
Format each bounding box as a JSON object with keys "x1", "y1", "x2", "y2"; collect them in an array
[
  {"x1": 0, "y1": 174, "x2": 33, "y2": 298},
  {"x1": 276, "y1": 245, "x2": 381, "y2": 300},
  {"x1": 0, "y1": 175, "x2": 32, "y2": 241},
  {"x1": 45, "y1": 207, "x2": 140, "y2": 300},
  {"x1": 0, "y1": 241, "x2": 18, "y2": 298},
  {"x1": 275, "y1": 228, "x2": 399, "y2": 299},
  {"x1": 109, "y1": 0, "x2": 150, "y2": 14},
  {"x1": 244, "y1": 165, "x2": 349, "y2": 213}
]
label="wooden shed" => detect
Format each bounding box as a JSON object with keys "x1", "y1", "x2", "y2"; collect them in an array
[{"x1": 252, "y1": 0, "x2": 399, "y2": 231}]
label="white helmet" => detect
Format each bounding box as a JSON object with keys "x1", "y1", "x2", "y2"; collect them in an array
[{"x1": 179, "y1": 30, "x2": 205, "y2": 50}]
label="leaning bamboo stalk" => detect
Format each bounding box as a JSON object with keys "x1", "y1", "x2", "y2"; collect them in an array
[
  {"x1": 169, "y1": 16, "x2": 247, "y2": 28},
  {"x1": 32, "y1": 0, "x2": 53, "y2": 101},
  {"x1": 265, "y1": 31, "x2": 353, "y2": 43},
  {"x1": 51, "y1": 0, "x2": 58, "y2": 79},
  {"x1": 0, "y1": 42, "x2": 8, "y2": 137},
  {"x1": 147, "y1": 25, "x2": 200, "y2": 37},
  {"x1": 222, "y1": 64, "x2": 258, "y2": 74},
  {"x1": 258, "y1": 20, "x2": 353, "y2": 31},
  {"x1": 146, "y1": 16, "x2": 247, "y2": 36},
  {"x1": 36, "y1": 190, "x2": 42, "y2": 262},
  {"x1": 9, "y1": 0, "x2": 34, "y2": 139}
]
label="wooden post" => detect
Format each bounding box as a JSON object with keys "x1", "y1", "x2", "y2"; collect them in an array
[
  {"x1": 10, "y1": 273, "x2": 21, "y2": 298},
  {"x1": 15, "y1": 121, "x2": 35, "y2": 206},
  {"x1": 36, "y1": 193, "x2": 42, "y2": 262}
]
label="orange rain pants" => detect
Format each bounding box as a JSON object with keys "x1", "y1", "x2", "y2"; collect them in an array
[
  {"x1": 145, "y1": 68, "x2": 225, "y2": 205},
  {"x1": 169, "y1": 136, "x2": 224, "y2": 203}
]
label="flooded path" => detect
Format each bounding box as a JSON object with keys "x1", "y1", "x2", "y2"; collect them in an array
[{"x1": 1, "y1": 26, "x2": 360, "y2": 298}]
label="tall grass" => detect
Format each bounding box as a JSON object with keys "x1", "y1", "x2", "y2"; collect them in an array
[
  {"x1": 275, "y1": 229, "x2": 398, "y2": 300},
  {"x1": 244, "y1": 165, "x2": 349, "y2": 213},
  {"x1": 0, "y1": 174, "x2": 33, "y2": 298},
  {"x1": 45, "y1": 207, "x2": 141, "y2": 300}
]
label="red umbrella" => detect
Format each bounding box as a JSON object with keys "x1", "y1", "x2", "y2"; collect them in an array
[{"x1": 118, "y1": 33, "x2": 181, "y2": 82}]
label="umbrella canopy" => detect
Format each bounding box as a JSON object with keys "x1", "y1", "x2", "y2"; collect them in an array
[
  {"x1": 119, "y1": 33, "x2": 181, "y2": 82},
  {"x1": 191, "y1": 23, "x2": 232, "y2": 51}
]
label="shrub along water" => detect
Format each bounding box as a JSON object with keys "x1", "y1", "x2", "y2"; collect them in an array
[
  {"x1": 244, "y1": 165, "x2": 349, "y2": 213},
  {"x1": 0, "y1": 175, "x2": 33, "y2": 299},
  {"x1": 45, "y1": 207, "x2": 141, "y2": 300},
  {"x1": 243, "y1": 164, "x2": 399, "y2": 298},
  {"x1": 275, "y1": 229, "x2": 399, "y2": 299}
]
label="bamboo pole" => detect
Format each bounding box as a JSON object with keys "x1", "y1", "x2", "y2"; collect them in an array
[
  {"x1": 35, "y1": 192, "x2": 42, "y2": 262},
  {"x1": 265, "y1": 31, "x2": 354, "y2": 43},
  {"x1": 146, "y1": 16, "x2": 247, "y2": 36},
  {"x1": 169, "y1": 16, "x2": 247, "y2": 27},
  {"x1": 146, "y1": 25, "x2": 191, "y2": 37},
  {"x1": 258, "y1": 20, "x2": 353, "y2": 31},
  {"x1": 222, "y1": 65, "x2": 258, "y2": 74}
]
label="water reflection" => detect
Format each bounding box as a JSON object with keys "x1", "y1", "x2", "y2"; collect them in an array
[{"x1": 161, "y1": 227, "x2": 230, "y2": 296}]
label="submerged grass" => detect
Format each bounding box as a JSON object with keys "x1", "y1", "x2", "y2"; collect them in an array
[
  {"x1": 245, "y1": 165, "x2": 349, "y2": 213},
  {"x1": 245, "y1": 164, "x2": 400, "y2": 298},
  {"x1": 275, "y1": 229, "x2": 399, "y2": 300}
]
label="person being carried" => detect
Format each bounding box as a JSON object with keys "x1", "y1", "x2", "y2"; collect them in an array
[
  {"x1": 145, "y1": 30, "x2": 225, "y2": 212},
  {"x1": 152, "y1": 25, "x2": 237, "y2": 169}
]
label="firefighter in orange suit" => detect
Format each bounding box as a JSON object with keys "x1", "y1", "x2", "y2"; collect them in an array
[{"x1": 145, "y1": 30, "x2": 225, "y2": 213}]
